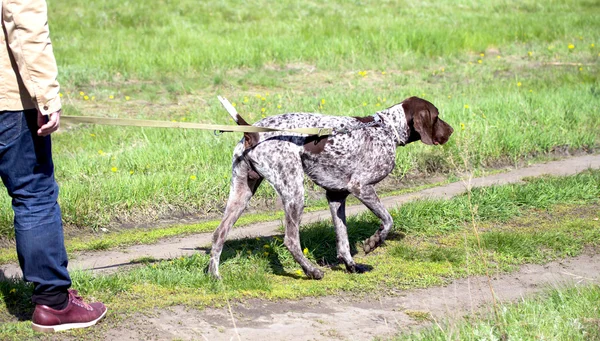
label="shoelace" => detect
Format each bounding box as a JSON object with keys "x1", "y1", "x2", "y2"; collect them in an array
[{"x1": 68, "y1": 289, "x2": 94, "y2": 311}]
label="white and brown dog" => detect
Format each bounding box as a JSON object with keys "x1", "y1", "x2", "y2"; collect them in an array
[{"x1": 209, "y1": 97, "x2": 453, "y2": 279}]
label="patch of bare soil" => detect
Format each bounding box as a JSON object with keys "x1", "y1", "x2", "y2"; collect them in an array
[{"x1": 102, "y1": 253, "x2": 600, "y2": 341}]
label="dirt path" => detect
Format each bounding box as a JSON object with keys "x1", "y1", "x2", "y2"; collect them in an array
[
  {"x1": 1, "y1": 154, "x2": 599, "y2": 278},
  {"x1": 103, "y1": 253, "x2": 600, "y2": 341}
]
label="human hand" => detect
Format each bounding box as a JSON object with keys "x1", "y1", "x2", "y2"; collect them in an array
[{"x1": 37, "y1": 109, "x2": 61, "y2": 136}]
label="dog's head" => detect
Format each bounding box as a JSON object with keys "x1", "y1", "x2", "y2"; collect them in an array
[{"x1": 402, "y1": 97, "x2": 453, "y2": 145}]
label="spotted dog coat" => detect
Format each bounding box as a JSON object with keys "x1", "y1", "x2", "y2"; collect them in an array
[{"x1": 208, "y1": 97, "x2": 453, "y2": 279}]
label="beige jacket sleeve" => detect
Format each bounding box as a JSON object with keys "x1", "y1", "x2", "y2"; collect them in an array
[{"x1": 2, "y1": 0, "x2": 61, "y2": 115}]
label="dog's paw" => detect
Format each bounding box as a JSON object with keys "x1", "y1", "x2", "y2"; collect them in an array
[
  {"x1": 306, "y1": 268, "x2": 324, "y2": 280},
  {"x1": 346, "y1": 263, "x2": 371, "y2": 274},
  {"x1": 207, "y1": 264, "x2": 222, "y2": 280},
  {"x1": 363, "y1": 234, "x2": 382, "y2": 254},
  {"x1": 207, "y1": 271, "x2": 222, "y2": 280}
]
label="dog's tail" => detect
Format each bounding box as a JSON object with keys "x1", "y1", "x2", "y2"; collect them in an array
[{"x1": 218, "y1": 96, "x2": 259, "y2": 149}]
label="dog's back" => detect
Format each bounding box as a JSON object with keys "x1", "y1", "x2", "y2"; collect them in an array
[{"x1": 238, "y1": 112, "x2": 398, "y2": 191}]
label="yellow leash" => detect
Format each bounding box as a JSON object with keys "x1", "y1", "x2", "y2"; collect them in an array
[{"x1": 61, "y1": 96, "x2": 333, "y2": 137}]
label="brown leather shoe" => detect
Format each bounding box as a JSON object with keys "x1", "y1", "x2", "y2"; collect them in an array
[{"x1": 31, "y1": 289, "x2": 107, "y2": 333}]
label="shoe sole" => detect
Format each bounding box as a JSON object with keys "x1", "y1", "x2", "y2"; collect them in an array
[{"x1": 31, "y1": 308, "x2": 108, "y2": 333}]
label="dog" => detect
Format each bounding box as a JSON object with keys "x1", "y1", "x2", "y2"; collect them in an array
[{"x1": 208, "y1": 97, "x2": 453, "y2": 279}]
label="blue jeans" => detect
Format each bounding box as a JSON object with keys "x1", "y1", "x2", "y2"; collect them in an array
[{"x1": 0, "y1": 109, "x2": 71, "y2": 305}]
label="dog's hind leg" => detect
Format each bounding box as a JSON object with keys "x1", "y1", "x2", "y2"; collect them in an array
[
  {"x1": 262, "y1": 156, "x2": 324, "y2": 280},
  {"x1": 208, "y1": 150, "x2": 262, "y2": 279},
  {"x1": 348, "y1": 182, "x2": 393, "y2": 254}
]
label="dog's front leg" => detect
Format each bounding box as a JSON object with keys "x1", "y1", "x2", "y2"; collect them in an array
[
  {"x1": 348, "y1": 182, "x2": 393, "y2": 254},
  {"x1": 326, "y1": 190, "x2": 368, "y2": 273}
]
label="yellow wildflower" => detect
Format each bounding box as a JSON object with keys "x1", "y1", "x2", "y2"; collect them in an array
[
  {"x1": 480, "y1": 53, "x2": 484, "y2": 57},
  {"x1": 460, "y1": 123, "x2": 465, "y2": 130},
  {"x1": 303, "y1": 248, "x2": 308, "y2": 255},
  {"x1": 111, "y1": 167, "x2": 117, "y2": 172},
  {"x1": 90, "y1": 133, "x2": 96, "y2": 137},
  {"x1": 295, "y1": 270, "x2": 303, "y2": 276},
  {"x1": 568, "y1": 44, "x2": 575, "y2": 49},
  {"x1": 321, "y1": 99, "x2": 325, "y2": 105},
  {"x1": 190, "y1": 175, "x2": 197, "y2": 180},
  {"x1": 261, "y1": 108, "x2": 266, "y2": 113},
  {"x1": 79, "y1": 91, "x2": 84, "y2": 96},
  {"x1": 109, "y1": 95, "x2": 114, "y2": 99},
  {"x1": 464, "y1": 104, "x2": 469, "y2": 109},
  {"x1": 130, "y1": 170, "x2": 134, "y2": 175},
  {"x1": 517, "y1": 82, "x2": 522, "y2": 87},
  {"x1": 477, "y1": 60, "x2": 482, "y2": 64},
  {"x1": 362, "y1": 102, "x2": 367, "y2": 106},
  {"x1": 59, "y1": 93, "x2": 63, "y2": 98},
  {"x1": 277, "y1": 104, "x2": 282, "y2": 109},
  {"x1": 84, "y1": 95, "x2": 89, "y2": 100}
]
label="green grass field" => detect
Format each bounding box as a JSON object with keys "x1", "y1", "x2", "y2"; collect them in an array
[
  {"x1": 397, "y1": 284, "x2": 600, "y2": 341},
  {"x1": 0, "y1": 170, "x2": 598, "y2": 339},
  {"x1": 0, "y1": 0, "x2": 599, "y2": 338},
  {"x1": 0, "y1": 0, "x2": 597, "y2": 237}
]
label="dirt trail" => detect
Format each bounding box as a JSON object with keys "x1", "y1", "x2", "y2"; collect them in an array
[
  {"x1": 1, "y1": 154, "x2": 599, "y2": 278},
  {"x1": 103, "y1": 253, "x2": 600, "y2": 341}
]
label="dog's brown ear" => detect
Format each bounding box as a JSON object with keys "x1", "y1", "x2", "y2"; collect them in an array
[
  {"x1": 413, "y1": 107, "x2": 436, "y2": 145},
  {"x1": 404, "y1": 97, "x2": 453, "y2": 145}
]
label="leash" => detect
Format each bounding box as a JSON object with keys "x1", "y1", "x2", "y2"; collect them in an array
[
  {"x1": 61, "y1": 96, "x2": 333, "y2": 137},
  {"x1": 60, "y1": 115, "x2": 333, "y2": 136}
]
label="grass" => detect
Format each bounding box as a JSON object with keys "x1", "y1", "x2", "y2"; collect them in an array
[
  {"x1": 0, "y1": 0, "x2": 598, "y2": 236},
  {"x1": 0, "y1": 174, "x2": 444, "y2": 264},
  {"x1": 0, "y1": 170, "x2": 598, "y2": 339},
  {"x1": 397, "y1": 284, "x2": 600, "y2": 341},
  {"x1": 391, "y1": 170, "x2": 600, "y2": 235}
]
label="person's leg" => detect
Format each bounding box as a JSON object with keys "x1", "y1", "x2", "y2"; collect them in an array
[
  {"x1": 0, "y1": 109, "x2": 70, "y2": 308},
  {"x1": 0, "y1": 109, "x2": 107, "y2": 332}
]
